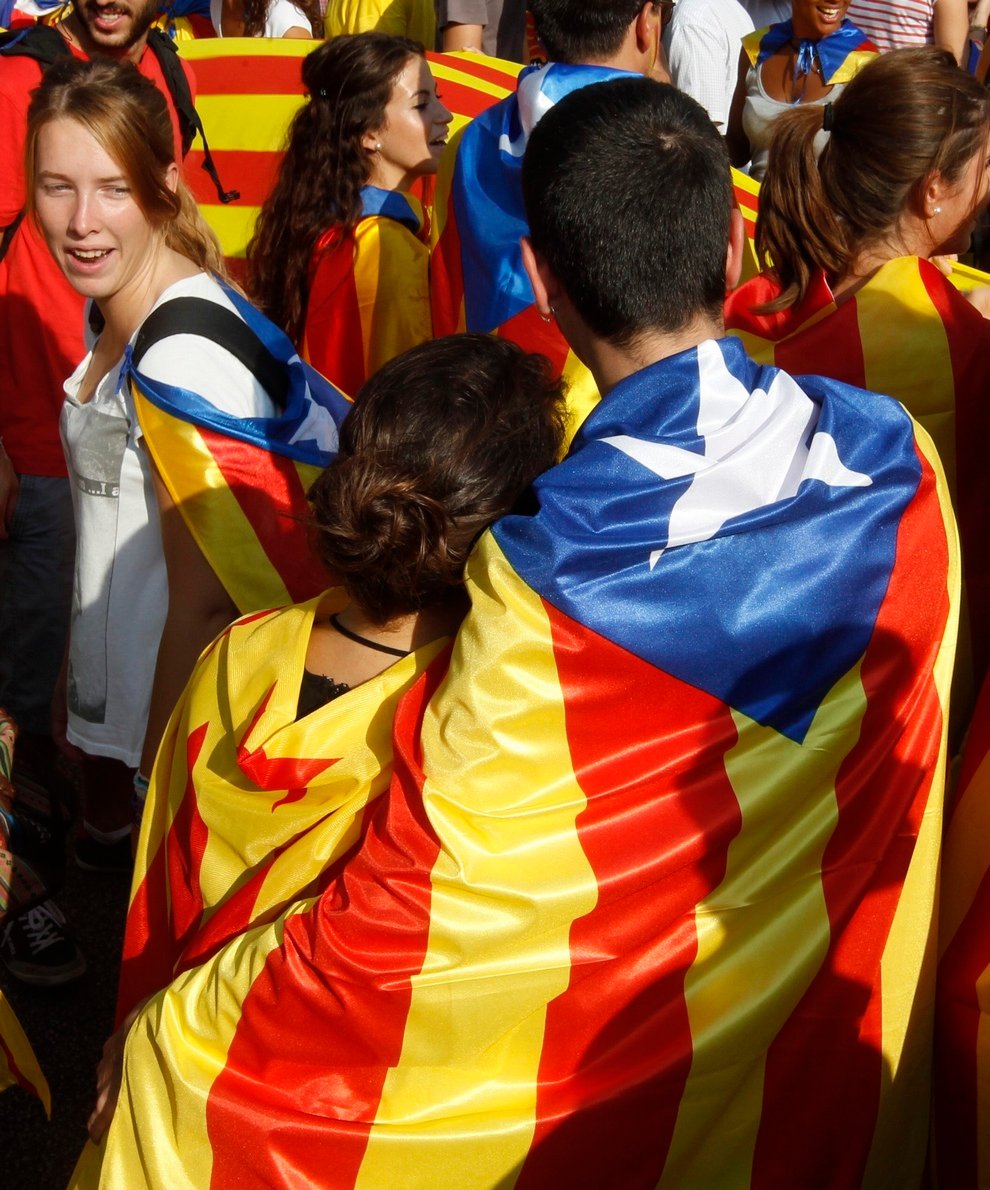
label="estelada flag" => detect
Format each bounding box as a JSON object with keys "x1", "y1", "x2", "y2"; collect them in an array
[
  {"x1": 176, "y1": 39, "x2": 522, "y2": 279},
  {"x1": 115, "y1": 592, "x2": 449, "y2": 1026},
  {"x1": 127, "y1": 282, "x2": 351, "y2": 613},
  {"x1": 725, "y1": 256, "x2": 990, "y2": 699},
  {"x1": 92, "y1": 339, "x2": 957, "y2": 1188},
  {"x1": 934, "y1": 668, "x2": 990, "y2": 1189},
  {"x1": 430, "y1": 61, "x2": 631, "y2": 443}
]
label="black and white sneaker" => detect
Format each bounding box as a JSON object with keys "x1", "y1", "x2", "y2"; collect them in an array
[{"x1": 0, "y1": 899, "x2": 86, "y2": 987}]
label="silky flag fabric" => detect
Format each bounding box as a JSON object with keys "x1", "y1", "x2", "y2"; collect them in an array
[
  {"x1": 725, "y1": 255, "x2": 990, "y2": 696},
  {"x1": 935, "y1": 669, "x2": 990, "y2": 1188},
  {"x1": 128, "y1": 282, "x2": 352, "y2": 614},
  {"x1": 115, "y1": 591, "x2": 447, "y2": 1026},
  {"x1": 300, "y1": 186, "x2": 432, "y2": 395},
  {"x1": 175, "y1": 40, "x2": 521, "y2": 278},
  {"x1": 743, "y1": 18, "x2": 877, "y2": 83},
  {"x1": 94, "y1": 337, "x2": 956, "y2": 1189},
  {"x1": 430, "y1": 61, "x2": 626, "y2": 443}
]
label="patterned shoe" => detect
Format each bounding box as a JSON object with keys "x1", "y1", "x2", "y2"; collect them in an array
[{"x1": 0, "y1": 899, "x2": 86, "y2": 987}]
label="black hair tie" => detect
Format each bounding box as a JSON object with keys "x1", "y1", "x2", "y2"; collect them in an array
[{"x1": 822, "y1": 102, "x2": 835, "y2": 132}]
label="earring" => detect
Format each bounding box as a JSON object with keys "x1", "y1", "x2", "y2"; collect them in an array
[
  {"x1": 374, "y1": 142, "x2": 382, "y2": 152},
  {"x1": 932, "y1": 206, "x2": 942, "y2": 215}
]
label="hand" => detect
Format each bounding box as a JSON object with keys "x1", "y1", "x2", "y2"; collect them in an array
[
  {"x1": 964, "y1": 285, "x2": 990, "y2": 318},
  {"x1": 0, "y1": 449, "x2": 18, "y2": 541},
  {"x1": 88, "y1": 1008, "x2": 140, "y2": 1143},
  {"x1": 931, "y1": 253, "x2": 958, "y2": 277}
]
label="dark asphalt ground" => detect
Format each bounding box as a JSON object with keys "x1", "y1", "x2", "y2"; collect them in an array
[{"x1": 0, "y1": 844, "x2": 130, "y2": 1190}]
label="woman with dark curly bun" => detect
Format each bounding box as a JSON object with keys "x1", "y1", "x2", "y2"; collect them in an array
[
  {"x1": 247, "y1": 33, "x2": 452, "y2": 394},
  {"x1": 90, "y1": 334, "x2": 568, "y2": 1151}
]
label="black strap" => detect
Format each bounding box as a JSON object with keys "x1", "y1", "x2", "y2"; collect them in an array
[
  {"x1": 132, "y1": 296, "x2": 289, "y2": 410},
  {"x1": 146, "y1": 29, "x2": 239, "y2": 205},
  {"x1": 329, "y1": 614, "x2": 412, "y2": 658}
]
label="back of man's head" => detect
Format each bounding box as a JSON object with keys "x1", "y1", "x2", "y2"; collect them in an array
[
  {"x1": 530, "y1": 0, "x2": 648, "y2": 64},
  {"x1": 522, "y1": 77, "x2": 732, "y2": 349}
]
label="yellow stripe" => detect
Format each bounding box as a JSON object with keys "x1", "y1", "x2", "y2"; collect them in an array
[
  {"x1": 179, "y1": 35, "x2": 311, "y2": 61},
  {"x1": 0, "y1": 992, "x2": 49, "y2": 1115},
  {"x1": 864, "y1": 423, "x2": 959, "y2": 1187},
  {"x1": 356, "y1": 537, "x2": 598, "y2": 1188},
  {"x1": 195, "y1": 92, "x2": 303, "y2": 152},
  {"x1": 132, "y1": 387, "x2": 292, "y2": 610},
  {"x1": 197, "y1": 202, "x2": 258, "y2": 261},
  {"x1": 660, "y1": 669, "x2": 865, "y2": 1187}
]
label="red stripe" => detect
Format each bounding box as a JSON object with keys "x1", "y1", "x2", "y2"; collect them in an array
[
  {"x1": 426, "y1": 49, "x2": 520, "y2": 91},
  {"x1": 517, "y1": 608, "x2": 742, "y2": 1187},
  {"x1": 205, "y1": 653, "x2": 449, "y2": 1189},
  {"x1": 301, "y1": 232, "x2": 369, "y2": 394},
  {"x1": 430, "y1": 178, "x2": 466, "y2": 337},
  {"x1": 429, "y1": 74, "x2": 507, "y2": 119},
  {"x1": 498, "y1": 303, "x2": 572, "y2": 378},
  {"x1": 752, "y1": 445, "x2": 949, "y2": 1187},
  {"x1": 917, "y1": 261, "x2": 990, "y2": 685},
  {"x1": 189, "y1": 52, "x2": 306, "y2": 96},
  {"x1": 116, "y1": 723, "x2": 210, "y2": 1024},
  {"x1": 934, "y1": 860, "x2": 990, "y2": 1187},
  {"x1": 185, "y1": 149, "x2": 282, "y2": 208},
  {"x1": 0, "y1": 1031, "x2": 34, "y2": 1099},
  {"x1": 196, "y1": 426, "x2": 329, "y2": 605}
]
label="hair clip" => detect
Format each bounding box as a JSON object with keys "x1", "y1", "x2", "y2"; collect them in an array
[{"x1": 822, "y1": 102, "x2": 834, "y2": 132}]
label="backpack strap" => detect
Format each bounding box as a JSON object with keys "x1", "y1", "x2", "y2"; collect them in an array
[
  {"x1": 0, "y1": 23, "x2": 70, "y2": 67},
  {"x1": 145, "y1": 29, "x2": 239, "y2": 206},
  {"x1": 131, "y1": 296, "x2": 289, "y2": 411}
]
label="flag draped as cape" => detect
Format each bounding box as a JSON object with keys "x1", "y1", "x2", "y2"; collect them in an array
[
  {"x1": 91, "y1": 338, "x2": 957, "y2": 1188},
  {"x1": 127, "y1": 283, "x2": 352, "y2": 613},
  {"x1": 725, "y1": 256, "x2": 990, "y2": 695}
]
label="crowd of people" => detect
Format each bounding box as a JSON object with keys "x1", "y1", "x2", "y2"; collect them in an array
[{"x1": 1, "y1": 0, "x2": 990, "y2": 1186}]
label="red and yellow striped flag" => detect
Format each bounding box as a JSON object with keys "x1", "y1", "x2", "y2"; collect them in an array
[
  {"x1": 87, "y1": 339, "x2": 957, "y2": 1188},
  {"x1": 934, "y1": 670, "x2": 990, "y2": 1188},
  {"x1": 177, "y1": 40, "x2": 523, "y2": 279},
  {"x1": 0, "y1": 991, "x2": 48, "y2": 1114},
  {"x1": 725, "y1": 255, "x2": 990, "y2": 694}
]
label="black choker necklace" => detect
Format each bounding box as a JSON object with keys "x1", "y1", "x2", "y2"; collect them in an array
[{"x1": 329, "y1": 613, "x2": 411, "y2": 658}]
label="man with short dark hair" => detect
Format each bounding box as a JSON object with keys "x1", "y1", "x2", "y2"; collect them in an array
[
  {"x1": 430, "y1": 0, "x2": 670, "y2": 433},
  {"x1": 0, "y1": 0, "x2": 195, "y2": 985},
  {"x1": 99, "y1": 77, "x2": 958, "y2": 1188}
]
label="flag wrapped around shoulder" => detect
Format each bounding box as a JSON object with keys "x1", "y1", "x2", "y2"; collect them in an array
[
  {"x1": 726, "y1": 255, "x2": 990, "y2": 695},
  {"x1": 116, "y1": 591, "x2": 448, "y2": 1025},
  {"x1": 127, "y1": 282, "x2": 352, "y2": 613},
  {"x1": 431, "y1": 61, "x2": 629, "y2": 442},
  {"x1": 300, "y1": 185, "x2": 431, "y2": 395},
  {"x1": 743, "y1": 18, "x2": 877, "y2": 83},
  {"x1": 934, "y1": 669, "x2": 990, "y2": 1189},
  {"x1": 97, "y1": 338, "x2": 957, "y2": 1189}
]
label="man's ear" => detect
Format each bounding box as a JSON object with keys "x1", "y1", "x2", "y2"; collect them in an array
[
  {"x1": 725, "y1": 207, "x2": 745, "y2": 292},
  {"x1": 521, "y1": 235, "x2": 561, "y2": 314}
]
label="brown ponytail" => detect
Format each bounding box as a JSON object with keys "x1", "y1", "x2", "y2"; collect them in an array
[{"x1": 756, "y1": 46, "x2": 990, "y2": 310}]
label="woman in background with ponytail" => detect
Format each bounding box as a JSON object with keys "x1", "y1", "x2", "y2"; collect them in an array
[
  {"x1": 726, "y1": 45, "x2": 990, "y2": 695},
  {"x1": 248, "y1": 33, "x2": 452, "y2": 395}
]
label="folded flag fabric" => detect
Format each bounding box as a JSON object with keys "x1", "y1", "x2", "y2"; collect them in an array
[
  {"x1": 127, "y1": 282, "x2": 352, "y2": 613},
  {"x1": 430, "y1": 61, "x2": 629, "y2": 441},
  {"x1": 300, "y1": 185, "x2": 432, "y2": 395},
  {"x1": 934, "y1": 668, "x2": 990, "y2": 1189},
  {"x1": 725, "y1": 255, "x2": 990, "y2": 695},
  {"x1": 95, "y1": 338, "x2": 956, "y2": 1188},
  {"x1": 744, "y1": 18, "x2": 877, "y2": 83},
  {"x1": 115, "y1": 591, "x2": 448, "y2": 1026}
]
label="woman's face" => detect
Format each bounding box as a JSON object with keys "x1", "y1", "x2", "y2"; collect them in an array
[
  {"x1": 932, "y1": 136, "x2": 990, "y2": 257},
  {"x1": 790, "y1": 0, "x2": 851, "y2": 40},
  {"x1": 365, "y1": 56, "x2": 452, "y2": 191},
  {"x1": 33, "y1": 117, "x2": 171, "y2": 308}
]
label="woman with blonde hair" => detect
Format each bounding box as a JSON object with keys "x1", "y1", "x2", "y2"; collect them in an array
[{"x1": 25, "y1": 57, "x2": 342, "y2": 873}]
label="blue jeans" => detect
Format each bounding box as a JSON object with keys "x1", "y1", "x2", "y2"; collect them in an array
[{"x1": 0, "y1": 475, "x2": 75, "y2": 735}]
